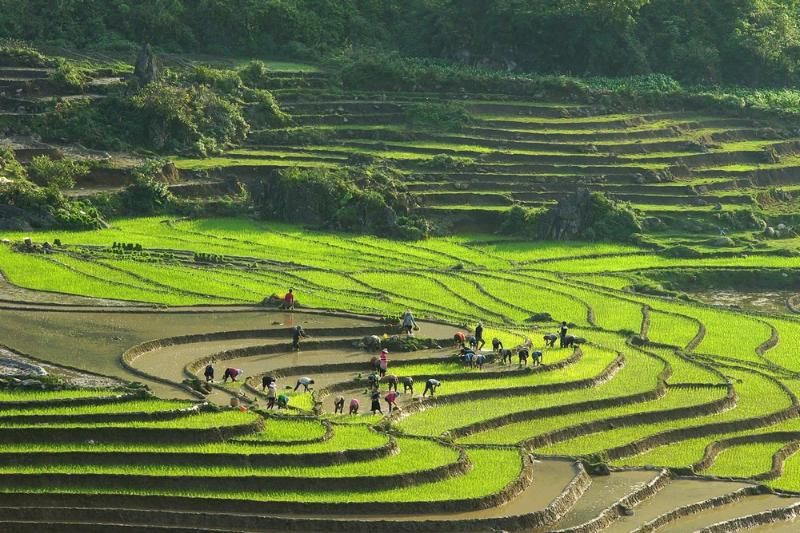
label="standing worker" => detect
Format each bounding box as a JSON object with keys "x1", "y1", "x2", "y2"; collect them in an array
[
  {"x1": 559, "y1": 321, "x2": 569, "y2": 348},
  {"x1": 266, "y1": 382, "x2": 277, "y2": 409},
  {"x1": 204, "y1": 364, "x2": 215, "y2": 383},
  {"x1": 402, "y1": 309, "x2": 417, "y2": 335},
  {"x1": 370, "y1": 388, "x2": 383, "y2": 414},
  {"x1": 379, "y1": 349, "x2": 389, "y2": 377},
  {"x1": 475, "y1": 322, "x2": 485, "y2": 350},
  {"x1": 292, "y1": 325, "x2": 308, "y2": 351},
  {"x1": 423, "y1": 378, "x2": 441, "y2": 397},
  {"x1": 282, "y1": 288, "x2": 295, "y2": 310}
]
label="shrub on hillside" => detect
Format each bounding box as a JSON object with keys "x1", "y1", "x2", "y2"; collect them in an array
[
  {"x1": 0, "y1": 40, "x2": 54, "y2": 68},
  {"x1": 405, "y1": 102, "x2": 471, "y2": 131},
  {"x1": 50, "y1": 61, "x2": 89, "y2": 92},
  {"x1": 28, "y1": 156, "x2": 89, "y2": 190},
  {"x1": 117, "y1": 162, "x2": 175, "y2": 215}
]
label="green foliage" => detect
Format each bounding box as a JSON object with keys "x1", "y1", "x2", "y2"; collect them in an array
[
  {"x1": 0, "y1": 147, "x2": 27, "y2": 182},
  {"x1": 405, "y1": 102, "x2": 471, "y2": 131},
  {"x1": 118, "y1": 163, "x2": 175, "y2": 216},
  {"x1": 583, "y1": 192, "x2": 642, "y2": 241},
  {"x1": 255, "y1": 165, "x2": 428, "y2": 239},
  {"x1": 0, "y1": 39, "x2": 54, "y2": 67},
  {"x1": 50, "y1": 60, "x2": 89, "y2": 92},
  {"x1": 28, "y1": 156, "x2": 89, "y2": 190}
]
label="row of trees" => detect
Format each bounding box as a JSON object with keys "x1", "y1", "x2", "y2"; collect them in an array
[{"x1": 1, "y1": 0, "x2": 799, "y2": 86}]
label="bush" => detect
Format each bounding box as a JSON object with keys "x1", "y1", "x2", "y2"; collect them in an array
[
  {"x1": 0, "y1": 40, "x2": 54, "y2": 68},
  {"x1": 50, "y1": 61, "x2": 89, "y2": 92},
  {"x1": 405, "y1": 102, "x2": 471, "y2": 131},
  {"x1": 0, "y1": 147, "x2": 27, "y2": 182},
  {"x1": 118, "y1": 162, "x2": 175, "y2": 215},
  {"x1": 28, "y1": 156, "x2": 89, "y2": 190}
]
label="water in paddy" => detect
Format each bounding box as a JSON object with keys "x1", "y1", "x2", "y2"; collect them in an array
[
  {"x1": 688, "y1": 289, "x2": 799, "y2": 315},
  {"x1": 0, "y1": 307, "x2": 384, "y2": 398},
  {"x1": 666, "y1": 493, "x2": 798, "y2": 532}
]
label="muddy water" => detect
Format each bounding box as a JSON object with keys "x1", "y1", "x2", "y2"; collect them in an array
[
  {"x1": 550, "y1": 470, "x2": 659, "y2": 529},
  {"x1": 749, "y1": 517, "x2": 800, "y2": 531},
  {"x1": 0, "y1": 307, "x2": 418, "y2": 398},
  {"x1": 265, "y1": 459, "x2": 580, "y2": 522},
  {"x1": 666, "y1": 493, "x2": 799, "y2": 532},
  {"x1": 689, "y1": 289, "x2": 799, "y2": 315},
  {"x1": 604, "y1": 479, "x2": 752, "y2": 532}
]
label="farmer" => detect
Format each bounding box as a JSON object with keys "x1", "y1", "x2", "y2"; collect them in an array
[
  {"x1": 475, "y1": 352, "x2": 486, "y2": 370},
  {"x1": 461, "y1": 347, "x2": 475, "y2": 367},
  {"x1": 518, "y1": 347, "x2": 530, "y2": 367},
  {"x1": 294, "y1": 376, "x2": 315, "y2": 392},
  {"x1": 563, "y1": 335, "x2": 578, "y2": 348},
  {"x1": 468, "y1": 335, "x2": 478, "y2": 350},
  {"x1": 453, "y1": 331, "x2": 466, "y2": 347},
  {"x1": 292, "y1": 325, "x2": 308, "y2": 351},
  {"x1": 401, "y1": 376, "x2": 414, "y2": 394},
  {"x1": 204, "y1": 364, "x2": 214, "y2": 383},
  {"x1": 543, "y1": 333, "x2": 558, "y2": 348},
  {"x1": 402, "y1": 309, "x2": 417, "y2": 335},
  {"x1": 492, "y1": 337, "x2": 503, "y2": 352},
  {"x1": 334, "y1": 396, "x2": 345, "y2": 414},
  {"x1": 349, "y1": 398, "x2": 360, "y2": 415},
  {"x1": 475, "y1": 322, "x2": 485, "y2": 350},
  {"x1": 532, "y1": 350, "x2": 543, "y2": 366},
  {"x1": 266, "y1": 382, "x2": 277, "y2": 409},
  {"x1": 383, "y1": 374, "x2": 399, "y2": 392},
  {"x1": 500, "y1": 348, "x2": 513, "y2": 365},
  {"x1": 385, "y1": 390, "x2": 400, "y2": 413},
  {"x1": 282, "y1": 288, "x2": 295, "y2": 310},
  {"x1": 423, "y1": 378, "x2": 441, "y2": 397},
  {"x1": 367, "y1": 372, "x2": 380, "y2": 390},
  {"x1": 261, "y1": 375, "x2": 276, "y2": 391},
  {"x1": 370, "y1": 388, "x2": 383, "y2": 414},
  {"x1": 379, "y1": 349, "x2": 389, "y2": 377},
  {"x1": 559, "y1": 321, "x2": 569, "y2": 348},
  {"x1": 223, "y1": 368, "x2": 243, "y2": 383},
  {"x1": 277, "y1": 393, "x2": 289, "y2": 409}
]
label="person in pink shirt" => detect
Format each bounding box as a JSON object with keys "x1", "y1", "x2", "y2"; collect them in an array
[
  {"x1": 385, "y1": 390, "x2": 400, "y2": 412},
  {"x1": 349, "y1": 398, "x2": 360, "y2": 415},
  {"x1": 379, "y1": 349, "x2": 389, "y2": 377}
]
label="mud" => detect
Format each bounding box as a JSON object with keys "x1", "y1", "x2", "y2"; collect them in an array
[
  {"x1": 550, "y1": 470, "x2": 661, "y2": 530},
  {"x1": 667, "y1": 493, "x2": 797, "y2": 532},
  {"x1": 604, "y1": 479, "x2": 752, "y2": 532}
]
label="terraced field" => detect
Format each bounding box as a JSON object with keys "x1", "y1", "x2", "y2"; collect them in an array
[
  {"x1": 3, "y1": 214, "x2": 800, "y2": 531},
  {"x1": 7, "y1": 66, "x2": 800, "y2": 531}
]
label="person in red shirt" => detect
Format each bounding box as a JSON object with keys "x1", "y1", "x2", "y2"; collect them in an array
[
  {"x1": 453, "y1": 331, "x2": 466, "y2": 347},
  {"x1": 283, "y1": 289, "x2": 295, "y2": 310}
]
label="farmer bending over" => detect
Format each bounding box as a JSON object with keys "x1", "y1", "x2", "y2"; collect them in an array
[
  {"x1": 370, "y1": 389, "x2": 383, "y2": 414},
  {"x1": 543, "y1": 334, "x2": 558, "y2": 348},
  {"x1": 475, "y1": 352, "x2": 486, "y2": 370},
  {"x1": 204, "y1": 364, "x2": 214, "y2": 383},
  {"x1": 261, "y1": 375, "x2": 276, "y2": 391},
  {"x1": 334, "y1": 396, "x2": 345, "y2": 414},
  {"x1": 454, "y1": 331, "x2": 466, "y2": 347},
  {"x1": 402, "y1": 376, "x2": 414, "y2": 394},
  {"x1": 223, "y1": 368, "x2": 243, "y2": 383},
  {"x1": 518, "y1": 347, "x2": 530, "y2": 367},
  {"x1": 532, "y1": 350, "x2": 543, "y2": 367},
  {"x1": 349, "y1": 398, "x2": 360, "y2": 415},
  {"x1": 492, "y1": 338, "x2": 503, "y2": 352},
  {"x1": 277, "y1": 393, "x2": 289, "y2": 409},
  {"x1": 385, "y1": 391, "x2": 400, "y2": 413},
  {"x1": 423, "y1": 378, "x2": 441, "y2": 397},
  {"x1": 383, "y1": 374, "x2": 399, "y2": 392},
  {"x1": 294, "y1": 376, "x2": 314, "y2": 392},
  {"x1": 500, "y1": 348, "x2": 513, "y2": 365}
]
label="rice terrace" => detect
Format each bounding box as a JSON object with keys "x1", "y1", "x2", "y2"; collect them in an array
[{"x1": 6, "y1": 2, "x2": 800, "y2": 532}]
